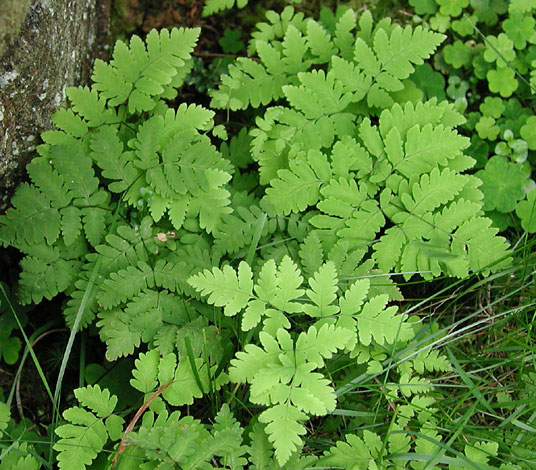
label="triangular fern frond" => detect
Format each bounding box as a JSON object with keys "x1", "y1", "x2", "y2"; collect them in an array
[
  {"x1": 92, "y1": 27, "x2": 200, "y2": 114},
  {"x1": 54, "y1": 385, "x2": 123, "y2": 470}
]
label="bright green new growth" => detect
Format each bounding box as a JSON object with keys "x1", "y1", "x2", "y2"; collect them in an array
[
  {"x1": 0, "y1": 6, "x2": 519, "y2": 470},
  {"x1": 190, "y1": 256, "x2": 428, "y2": 464},
  {"x1": 210, "y1": 7, "x2": 444, "y2": 112}
]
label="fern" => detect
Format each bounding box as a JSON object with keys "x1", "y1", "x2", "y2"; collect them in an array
[
  {"x1": 211, "y1": 8, "x2": 444, "y2": 113},
  {"x1": 189, "y1": 257, "x2": 417, "y2": 464},
  {"x1": 92, "y1": 28, "x2": 199, "y2": 113},
  {"x1": 54, "y1": 385, "x2": 124, "y2": 470}
]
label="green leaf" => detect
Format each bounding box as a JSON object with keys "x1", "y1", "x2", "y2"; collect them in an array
[
  {"x1": 487, "y1": 67, "x2": 518, "y2": 97},
  {"x1": 443, "y1": 40, "x2": 472, "y2": 68},
  {"x1": 303, "y1": 262, "x2": 339, "y2": 318},
  {"x1": 258, "y1": 404, "x2": 307, "y2": 466},
  {"x1": 219, "y1": 28, "x2": 244, "y2": 54},
  {"x1": 356, "y1": 294, "x2": 409, "y2": 346},
  {"x1": 476, "y1": 155, "x2": 526, "y2": 212},
  {"x1": 188, "y1": 261, "x2": 253, "y2": 316},
  {"x1": 516, "y1": 190, "x2": 536, "y2": 232}
]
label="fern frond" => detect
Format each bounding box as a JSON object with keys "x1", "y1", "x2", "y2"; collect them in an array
[
  {"x1": 265, "y1": 150, "x2": 332, "y2": 215},
  {"x1": 0, "y1": 183, "x2": 61, "y2": 247},
  {"x1": 188, "y1": 262, "x2": 253, "y2": 316},
  {"x1": 26, "y1": 157, "x2": 72, "y2": 208},
  {"x1": 452, "y1": 217, "x2": 512, "y2": 274},
  {"x1": 65, "y1": 86, "x2": 116, "y2": 127},
  {"x1": 92, "y1": 28, "x2": 200, "y2": 113},
  {"x1": 90, "y1": 127, "x2": 140, "y2": 193},
  {"x1": 202, "y1": 0, "x2": 247, "y2": 16},
  {"x1": 18, "y1": 256, "x2": 80, "y2": 305},
  {"x1": 98, "y1": 261, "x2": 155, "y2": 309},
  {"x1": 355, "y1": 294, "x2": 413, "y2": 346},
  {"x1": 54, "y1": 385, "x2": 123, "y2": 470},
  {"x1": 258, "y1": 404, "x2": 307, "y2": 465},
  {"x1": 319, "y1": 431, "x2": 380, "y2": 468},
  {"x1": 302, "y1": 262, "x2": 339, "y2": 318},
  {"x1": 209, "y1": 57, "x2": 288, "y2": 110}
]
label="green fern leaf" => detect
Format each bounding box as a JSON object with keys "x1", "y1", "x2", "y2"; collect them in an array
[
  {"x1": 399, "y1": 168, "x2": 468, "y2": 217},
  {"x1": 295, "y1": 324, "x2": 353, "y2": 367},
  {"x1": 26, "y1": 157, "x2": 72, "y2": 208},
  {"x1": 319, "y1": 432, "x2": 379, "y2": 469},
  {"x1": 258, "y1": 404, "x2": 307, "y2": 465},
  {"x1": 373, "y1": 25, "x2": 445, "y2": 80},
  {"x1": 265, "y1": 150, "x2": 332, "y2": 215},
  {"x1": 93, "y1": 28, "x2": 200, "y2": 113},
  {"x1": 188, "y1": 261, "x2": 253, "y2": 316},
  {"x1": 334, "y1": 9, "x2": 357, "y2": 60},
  {"x1": 98, "y1": 308, "x2": 141, "y2": 360},
  {"x1": 18, "y1": 256, "x2": 79, "y2": 304},
  {"x1": 303, "y1": 262, "x2": 339, "y2": 318},
  {"x1": 299, "y1": 232, "x2": 324, "y2": 278},
  {"x1": 82, "y1": 207, "x2": 107, "y2": 247},
  {"x1": 74, "y1": 384, "x2": 119, "y2": 418},
  {"x1": 130, "y1": 349, "x2": 159, "y2": 393},
  {"x1": 0, "y1": 183, "x2": 61, "y2": 247},
  {"x1": 394, "y1": 124, "x2": 469, "y2": 178},
  {"x1": 98, "y1": 261, "x2": 155, "y2": 309},
  {"x1": 247, "y1": 423, "x2": 273, "y2": 470},
  {"x1": 54, "y1": 385, "x2": 122, "y2": 470},
  {"x1": 54, "y1": 408, "x2": 108, "y2": 470},
  {"x1": 202, "y1": 0, "x2": 248, "y2": 16},
  {"x1": 60, "y1": 207, "x2": 82, "y2": 246},
  {"x1": 65, "y1": 86, "x2": 115, "y2": 127},
  {"x1": 356, "y1": 294, "x2": 412, "y2": 346},
  {"x1": 271, "y1": 256, "x2": 305, "y2": 313},
  {"x1": 96, "y1": 221, "x2": 154, "y2": 275},
  {"x1": 306, "y1": 19, "x2": 337, "y2": 62},
  {"x1": 90, "y1": 127, "x2": 140, "y2": 193},
  {"x1": 210, "y1": 58, "x2": 288, "y2": 110},
  {"x1": 451, "y1": 217, "x2": 511, "y2": 274},
  {"x1": 50, "y1": 108, "x2": 89, "y2": 137}
]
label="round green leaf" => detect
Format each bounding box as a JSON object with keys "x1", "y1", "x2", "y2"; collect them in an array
[
  {"x1": 487, "y1": 67, "x2": 518, "y2": 97},
  {"x1": 520, "y1": 116, "x2": 536, "y2": 149},
  {"x1": 483, "y1": 34, "x2": 516, "y2": 66},
  {"x1": 443, "y1": 40, "x2": 472, "y2": 68},
  {"x1": 475, "y1": 116, "x2": 500, "y2": 141},
  {"x1": 476, "y1": 155, "x2": 527, "y2": 213}
]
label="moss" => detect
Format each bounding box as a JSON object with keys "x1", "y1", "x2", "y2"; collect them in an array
[{"x1": 0, "y1": 0, "x2": 33, "y2": 56}]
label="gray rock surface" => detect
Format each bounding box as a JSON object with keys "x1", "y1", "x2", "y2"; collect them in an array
[{"x1": 0, "y1": 0, "x2": 111, "y2": 209}]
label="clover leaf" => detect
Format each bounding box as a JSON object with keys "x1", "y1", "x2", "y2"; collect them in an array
[
  {"x1": 479, "y1": 97, "x2": 505, "y2": 119},
  {"x1": 487, "y1": 67, "x2": 518, "y2": 97},
  {"x1": 503, "y1": 13, "x2": 535, "y2": 50},
  {"x1": 446, "y1": 75, "x2": 469, "y2": 100},
  {"x1": 430, "y1": 13, "x2": 450, "y2": 32},
  {"x1": 472, "y1": 49, "x2": 493, "y2": 79},
  {"x1": 443, "y1": 40, "x2": 472, "y2": 68},
  {"x1": 471, "y1": 0, "x2": 507, "y2": 26},
  {"x1": 483, "y1": 34, "x2": 516, "y2": 66},
  {"x1": 476, "y1": 155, "x2": 527, "y2": 213},
  {"x1": 410, "y1": 64, "x2": 446, "y2": 100},
  {"x1": 409, "y1": 0, "x2": 437, "y2": 15},
  {"x1": 0, "y1": 330, "x2": 21, "y2": 365},
  {"x1": 219, "y1": 29, "x2": 244, "y2": 54},
  {"x1": 520, "y1": 116, "x2": 536, "y2": 149},
  {"x1": 475, "y1": 116, "x2": 500, "y2": 140},
  {"x1": 437, "y1": 0, "x2": 468, "y2": 17},
  {"x1": 451, "y1": 15, "x2": 478, "y2": 36},
  {"x1": 516, "y1": 190, "x2": 536, "y2": 232}
]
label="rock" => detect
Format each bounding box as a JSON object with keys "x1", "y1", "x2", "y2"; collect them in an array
[{"x1": 0, "y1": 0, "x2": 111, "y2": 209}]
